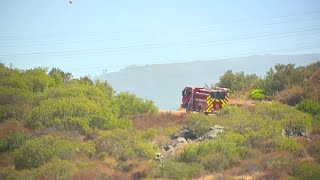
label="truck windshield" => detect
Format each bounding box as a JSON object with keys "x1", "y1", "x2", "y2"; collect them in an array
[
  {"x1": 217, "y1": 92, "x2": 225, "y2": 99},
  {"x1": 210, "y1": 92, "x2": 217, "y2": 98},
  {"x1": 186, "y1": 89, "x2": 192, "y2": 96},
  {"x1": 182, "y1": 89, "x2": 186, "y2": 97},
  {"x1": 182, "y1": 88, "x2": 192, "y2": 97}
]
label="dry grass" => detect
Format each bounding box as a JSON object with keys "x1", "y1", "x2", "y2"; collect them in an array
[
  {"x1": 298, "y1": 137, "x2": 320, "y2": 163},
  {"x1": 71, "y1": 159, "x2": 154, "y2": 180},
  {"x1": 132, "y1": 112, "x2": 186, "y2": 130},
  {"x1": 71, "y1": 162, "x2": 116, "y2": 180},
  {"x1": 33, "y1": 128, "x2": 85, "y2": 141},
  {"x1": 124, "y1": 160, "x2": 154, "y2": 180},
  {"x1": 275, "y1": 85, "x2": 304, "y2": 106},
  {"x1": 0, "y1": 153, "x2": 13, "y2": 169},
  {"x1": 228, "y1": 96, "x2": 255, "y2": 108},
  {"x1": 305, "y1": 69, "x2": 320, "y2": 102},
  {"x1": 0, "y1": 119, "x2": 29, "y2": 139}
]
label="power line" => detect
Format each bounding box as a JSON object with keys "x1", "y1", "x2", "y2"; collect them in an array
[
  {"x1": 3, "y1": 43, "x2": 320, "y2": 73},
  {"x1": 0, "y1": 10, "x2": 319, "y2": 42},
  {"x1": 1, "y1": 28, "x2": 319, "y2": 58}
]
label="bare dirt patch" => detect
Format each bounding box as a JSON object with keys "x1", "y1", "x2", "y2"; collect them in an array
[
  {"x1": 0, "y1": 119, "x2": 29, "y2": 139},
  {"x1": 132, "y1": 112, "x2": 186, "y2": 130}
]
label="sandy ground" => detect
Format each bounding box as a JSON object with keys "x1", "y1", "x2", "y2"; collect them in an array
[{"x1": 0, "y1": 119, "x2": 29, "y2": 138}]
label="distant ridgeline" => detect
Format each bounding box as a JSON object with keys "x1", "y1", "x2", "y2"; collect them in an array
[{"x1": 98, "y1": 54, "x2": 320, "y2": 110}]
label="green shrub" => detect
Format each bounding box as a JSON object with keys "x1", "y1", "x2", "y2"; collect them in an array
[
  {"x1": 215, "y1": 70, "x2": 258, "y2": 93},
  {"x1": 0, "y1": 139, "x2": 8, "y2": 153},
  {"x1": 186, "y1": 106, "x2": 284, "y2": 148},
  {"x1": 57, "y1": 117, "x2": 91, "y2": 134},
  {"x1": 273, "y1": 137, "x2": 302, "y2": 153},
  {"x1": 12, "y1": 135, "x2": 93, "y2": 169},
  {"x1": 96, "y1": 129, "x2": 159, "y2": 161},
  {"x1": 185, "y1": 114, "x2": 220, "y2": 138},
  {"x1": 28, "y1": 97, "x2": 130, "y2": 133},
  {"x1": 90, "y1": 116, "x2": 133, "y2": 130},
  {"x1": 162, "y1": 126, "x2": 181, "y2": 137},
  {"x1": 297, "y1": 99, "x2": 320, "y2": 116},
  {"x1": 200, "y1": 153, "x2": 238, "y2": 172},
  {"x1": 36, "y1": 158, "x2": 77, "y2": 180},
  {"x1": 242, "y1": 120, "x2": 283, "y2": 148},
  {"x1": 24, "y1": 68, "x2": 53, "y2": 92},
  {"x1": 256, "y1": 63, "x2": 304, "y2": 96},
  {"x1": 0, "y1": 65, "x2": 30, "y2": 90},
  {"x1": 112, "y1": 92, "x2": 158, "y2": 118},
  {"x1": 147, "y1": 160, "x2": 203, "y2": 180},
  {"x1": 253, "y1": 102, "x2": 312, "y2": 136},
  {"x1": 45, "y1": 82, "x2": 113, "y2": 106},
  {"x1": 138, "y1": 128, "x2": 159, "y2": 141},
  {"x1": 0, "y1": 159, "x2": 76, "y2": 180},
  {"x1": 219, "y1": 106, "x2": 283, "y2": 147},
  {"x1": 249, "y1": 89, "x2": 266, "y2": 100},
  {"x1": 292, "y1": 161, "x2": 320, "y2": 180},
  {"x1": 0, "y1": 132, "x2": 29, "y2": 153},
  {"x1": 238, "y1": 147, "x2": 261, "y2": 160},
  {"x1": 313, "y1": 114, "x2": 320, "y2": 125},
  {"x1": 180, "y1": 132, "x2": 244, "y2": 164},
  {"x1": 0, "y1": 167, "x2": 38, "y2": 180}
]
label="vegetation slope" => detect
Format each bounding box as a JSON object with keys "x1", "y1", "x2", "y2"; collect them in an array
[{"x1": 0, "y1": 62, "x2": 319, "y2": 180}]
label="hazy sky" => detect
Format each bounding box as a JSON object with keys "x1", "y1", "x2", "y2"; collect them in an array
[{"x1": 1, "y1": 0, "x2": 320, "y2": 77}]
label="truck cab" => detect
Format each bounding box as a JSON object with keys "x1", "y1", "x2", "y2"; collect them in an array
[{"x1": 181, "y1": 86, "x2": 229, "y2": 113}]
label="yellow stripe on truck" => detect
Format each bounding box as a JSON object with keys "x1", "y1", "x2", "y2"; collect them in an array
[
  {"x1": 206, "y1": 95, "x2": 213, "y2": 112},
  {"x1": 221, "y1": 99, "x2": 226, "y2": 105},
  {"x1": 206, "y1": 104, "x2": 213, "y2": 112}
]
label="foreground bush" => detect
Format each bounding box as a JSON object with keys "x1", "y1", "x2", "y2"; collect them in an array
[
  {"x1": 273, "y1": 137, "x2": 302, "y2": 153},
  {"x1": 297, "y1": 99, "x2": 320, "y2": 116},
  {"x1": 12, "y1": 135, "x2": 95, "y2": 169},
  {"x1": 96, "y1": 129, "x2": 159, "y2": 161},
  {"x1": 185, "y1": 114, "x2": 220, "y2": 138},
  {"x1": 147, "y1": 160, "x2": 203, "y2": 180},
  {"x1": 28, "y1": 97, "x2": 132, "y2": 133},
  {"x1": 0, "y1": 159, "x2": 76, "y2": 180},
  {"x1": 253, "y1": 102, "x2": 312, "y2": 136},
  {"x1": 180, "y1": 131, "x2": 244, "y2": 166},
  {"x1": 0, "y1": 132, "x2": 29, "y2": 153},
  {"x1": 292, "y1": 161, "x2": 320, "y2": 180},
  {"x1": 112, "y1": 92, "x2": 158, "y2": 118}
]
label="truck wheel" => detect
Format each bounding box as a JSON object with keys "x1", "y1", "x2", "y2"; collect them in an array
[{"x1": 185, "y1": 102, "x2": 191, "y2": 112}]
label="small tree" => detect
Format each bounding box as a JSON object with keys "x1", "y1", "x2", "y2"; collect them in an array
[{"x1": 249, "y1": 89, "x2": 266, "y2": 100}]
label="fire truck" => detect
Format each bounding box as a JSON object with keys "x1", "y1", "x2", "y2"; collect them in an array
[{"x1": 181, "y1": 87, "x2": 229, "y2": 114}]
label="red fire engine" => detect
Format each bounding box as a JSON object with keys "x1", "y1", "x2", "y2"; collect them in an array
[{"x1": 181, "y1": 87, "x2": 229, "y2": 114}]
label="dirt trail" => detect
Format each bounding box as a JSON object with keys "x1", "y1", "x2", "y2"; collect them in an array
[
  {"x1": 228, "y1": 97, "x2": 256, "y2": 107},
  {"x1": 159, "y1": 109, "x2": 186, "y2": 115},
  {"x1": 0, "y1": 119, "x2": 29, "y2": 138}
]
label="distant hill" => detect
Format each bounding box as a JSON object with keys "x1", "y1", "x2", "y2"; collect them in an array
[{"x1": 98, "y1": 54, "x2": 320, "y2": 110}]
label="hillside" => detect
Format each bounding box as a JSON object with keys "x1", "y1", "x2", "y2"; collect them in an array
[
  {"x1": 0, "y1": 62, "x2": 320, "y2": 179},
  {"x1": 98, "y1": 54, "x2": 320, "y2": 110}
]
